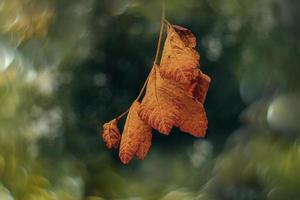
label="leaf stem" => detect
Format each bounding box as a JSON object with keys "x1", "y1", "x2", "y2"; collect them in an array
[
  {"x1": 163, "y1": 18, "x2": 171, "y2": 26},
  {"x1": 154, "y1": 0, "x2": 166, "y2": 65},
  {"x1": 116, "y1": 0, "x2": 166, "y2": 121},
  {"x1": 116, "y1": 109, "x2": 129, "y2": 121},
  {"x1": 135, "y1": 74, "x2": 150, "y2": 101}
]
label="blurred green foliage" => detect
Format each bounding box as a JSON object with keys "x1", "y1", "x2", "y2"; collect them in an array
[{"x1": 0, "y1": 0, "x2": 299, "y2": 199}]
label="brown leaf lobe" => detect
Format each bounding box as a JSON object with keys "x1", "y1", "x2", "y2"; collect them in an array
[
  {"x1": 188, "y1": 70, "x2": 211, "y2": 103},
  {"x1": 159, "y1": 25, "x2": 200, "y2": 85},
  {"x1": 102, "y1": 119, "x2": 121, "y2": 149},
  {"x1": 138, "y1": 66, "x2": 183, "y2": 135},
  {"x1": 119, "y1": 101, "x2": 152, "y2": 164}
]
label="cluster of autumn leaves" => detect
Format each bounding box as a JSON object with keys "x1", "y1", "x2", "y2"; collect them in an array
[{"x1": 101, "y1": 23, "x2": 211, "y2": 164}]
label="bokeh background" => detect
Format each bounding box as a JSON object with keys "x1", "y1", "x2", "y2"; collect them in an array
[{"x1": 0, "y1": 0, "x2": 300, "y2": 199}]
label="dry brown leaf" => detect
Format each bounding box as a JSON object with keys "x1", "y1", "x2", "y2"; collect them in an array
[
  {"x1": 138, "y1": 66, "x2": 183, "y2": 135},
  {"x1": 119, "y1": 101, "x2": 152, "y2": 164},
  {"x1": 102, "y1": 119, "x2": 121, "y2": 149},
  {"x1": 188, "y1": 70, "x2": 211, "y2": 103},
  {"x1": 178, "y1": 95, "x2": 208, "y2": 137},
  {"x1": 159, "y1": 24, "x2": 200, "y2": 85},
  {"x1": 172, "y1": 25, "x2": 197, "y2": 48},
  {"x1": 138, "y1": 66, "x2": 208, "y2": 137},
  {"x1": 136, "y1": 129, "x2": 152, "y2": 160},
  {"x1": 101, "y1": 21, "x2": 210, "y2": 164}
]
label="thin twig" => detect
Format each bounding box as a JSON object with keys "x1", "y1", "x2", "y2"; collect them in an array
[
  {"x1": 116, "y1": 109, "x2": 129, "y2": 121},
  {"x1": 154, "y1": 0, "x2": 166, "y2": 65},
  {"x1": 163, "y1": 18, "x2": 171, "y2": 26},
  {"x1": 116, "y1": 0, "x2": 166, "y2": 121},
  {"x1": 135, "y1": 74, "x2": 150, "y2": 101}
]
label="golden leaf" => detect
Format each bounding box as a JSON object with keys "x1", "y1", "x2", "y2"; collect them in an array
[
  {"x1": 159, "y1": 24, "x2": 200, "y2": 85},
  {"x1": 119, "y1": 101, "x2": 152, "y2": 164},
  {"x1": 138, "y1": 66, "x2": 183, "y2": 135},
  {"x1": 188, "y1": 70, "x2": 211, "y2": 103},
  {"x1": 102, "y1": 119, "x2": 121, "y2": 149}
]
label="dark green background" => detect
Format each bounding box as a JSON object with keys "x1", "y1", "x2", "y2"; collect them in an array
[{"x1": 0, "y1": 0, "x2": 299, "y2": 199}]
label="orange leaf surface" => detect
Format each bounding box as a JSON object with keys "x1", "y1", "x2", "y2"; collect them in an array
[
  {"x1": 119, "y1": 101, "x2": 152, "y2": 164},
  {"x1": 159, "y1": 24, "x2": 200, "y2": 85},
  {"x1": 102, "y1": 119, "x2": 121, "y2": 149},
  {"x1": 101, "y1": 21, "x2": 211, "y2": 164},
  {"x1": 139, "y1": 66, "x2": 208, "y2": 137},
  {"x1": 136, "y1": 129, "x2": 152, "y2": 160},
  {"x1": 188, "y1": 70, "x2": 211, "y2": 103},
  {"x1": 172, "y1": 25, "x2": 197, "y2": 48},
  {"x1": 138, "y1": 66, "x2": 183, "y2": 135},
  {"x1": 178, "y1": 95, "x2": 208, "y2": 137}
]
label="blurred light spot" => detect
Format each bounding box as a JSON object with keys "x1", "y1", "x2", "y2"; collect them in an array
[
  {"x1": 228, "y1": 17, "x2": 242, "y2": 32},
  {"x1": 25, "y1": 69, "x2": 37, "y2": 82},
  {"x1": 0, "y1": 43, "x2": 15, "y2": 71},
  {"x1": 0, "y1": 184, "x2": 13, "y2": 200},
  {"x1": 31, "y1": 107, "x2": 63, "y2": 141},
  {"x1": 202, "y1": 36, "x2": 223, "y2": 61},
  {"x1": 93, "y1": 72, "x2": 107, "y2": 87},
  {"x1": 35, "y1": 70, "x2": 57, "y2": 94},
  {"x1": 189, "y1": 140, "x2": 213, "y2": 168},
  {"x1": 267, "y1": 93, "x2": 300, "y2": 133}
]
